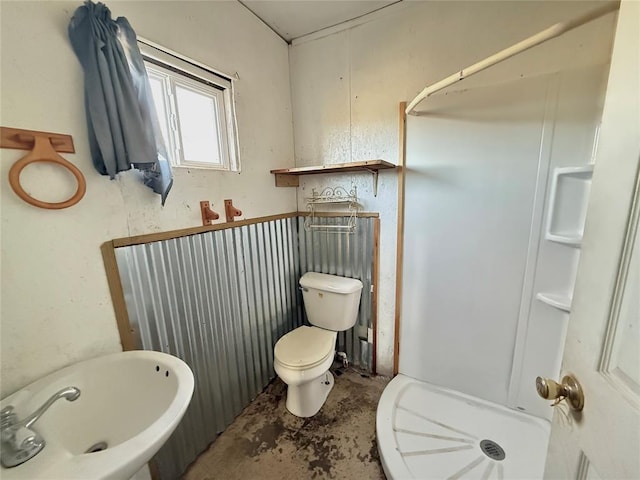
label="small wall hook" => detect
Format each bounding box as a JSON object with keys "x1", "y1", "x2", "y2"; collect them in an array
[
  {"x1": 224, "y1": 199, "x2": 242, "y2": 222},
  {"x1": 200, "y1": 201, "x2": 219, "y2": 226}
]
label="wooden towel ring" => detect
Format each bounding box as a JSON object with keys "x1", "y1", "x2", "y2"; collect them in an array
[{"x1": 8, "y1": 134, "x2": 86, "y2": 209}]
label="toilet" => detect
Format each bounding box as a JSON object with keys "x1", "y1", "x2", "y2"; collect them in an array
[{"x1": 274, "y1": 272, "x2": 363, "y2": 417}]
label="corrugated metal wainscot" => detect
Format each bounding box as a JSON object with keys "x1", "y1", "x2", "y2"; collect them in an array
[
  {"x1": 115, "y1": 217, "x2": 301, "y2": 479},
  {"x1": 113, "y1": 214, "x2": 375, "y2": 479}
]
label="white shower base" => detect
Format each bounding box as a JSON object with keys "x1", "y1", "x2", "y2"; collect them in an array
[{"x1": 376, "y1": 375, "x2": 550, "y2": 479}]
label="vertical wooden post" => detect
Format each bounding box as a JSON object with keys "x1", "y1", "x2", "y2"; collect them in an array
[
  {"x1": 101, "y1": 241, "x2": 138, "y2": 351},
  {"x1": 372, "y1": 217, "x2": 380, "y2": 374},
  {"x1": 394, "y1": 102, "x2": 407, "y2": 376}
]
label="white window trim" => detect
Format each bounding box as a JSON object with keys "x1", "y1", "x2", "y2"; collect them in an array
[
  {"x1": 138, "y1": 39, "x2": 241, "y2": 172},
  {"x1": 147, "y1": 63, "x2": 230, "y2": 170}
]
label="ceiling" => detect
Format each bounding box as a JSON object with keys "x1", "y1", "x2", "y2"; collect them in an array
[{"x1": 240, "y1": 1, "x2": 400, "y2": 42}]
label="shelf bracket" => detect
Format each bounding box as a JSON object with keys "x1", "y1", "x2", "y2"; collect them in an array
[{"x1": 364, "y1": 168, "x2": 380, "y2": 197}]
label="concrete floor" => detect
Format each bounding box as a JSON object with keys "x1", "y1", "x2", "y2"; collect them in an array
[{"x1": 183, "y1": 366, "x2": 389, "y2": 480}]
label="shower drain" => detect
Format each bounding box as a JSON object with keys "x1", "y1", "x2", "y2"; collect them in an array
[{"x1": 479, "y1": 439, "x2": 506, "y2": 461}]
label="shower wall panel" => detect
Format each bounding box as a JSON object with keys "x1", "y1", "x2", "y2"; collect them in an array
[
  {"x1": 400, "y1": 75, "x2": 551, "y2": 406},
  {"x1": 400, "y1": 66, "x2": 608, "y2": 415}
]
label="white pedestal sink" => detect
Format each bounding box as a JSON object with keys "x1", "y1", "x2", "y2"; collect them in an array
[{"x1": 0, "y1": 351, "x2": 194, "y2": 479}]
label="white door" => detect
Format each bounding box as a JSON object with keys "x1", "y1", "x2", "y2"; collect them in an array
[{"x1": 544, "y1": 1, "x2": 640, "y2": 479}]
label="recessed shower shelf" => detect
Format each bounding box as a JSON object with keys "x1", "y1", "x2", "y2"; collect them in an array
[
  {"x1": 536, "y1": 292, "x2": 572, "y2": 313},
  {"x1": 545, "y1": 165, "x2": 594, "y2": 248}
]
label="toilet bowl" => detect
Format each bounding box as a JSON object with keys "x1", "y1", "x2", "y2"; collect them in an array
[
  {"x1": 274, "y1": 326, "x2": 337, "y2": 417},
  {"x1": 273, "y1": 272, "x2": 363, "y2": 418}
]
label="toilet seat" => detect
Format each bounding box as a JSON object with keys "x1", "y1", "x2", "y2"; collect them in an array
[{"x1": 274, "y1": 326, "x2": 336, "y2": 370}]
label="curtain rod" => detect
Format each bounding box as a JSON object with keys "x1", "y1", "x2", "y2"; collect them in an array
[
  {"x1": 405, "y1": 2, "x2": 619, "y2": 115},
  {"x1": 137, "y1": 36, "x2": 239, "y2": 82}
]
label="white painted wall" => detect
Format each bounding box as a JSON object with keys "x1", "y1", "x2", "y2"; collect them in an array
[
  {"x1": 289, "y1": 1, "x2": 616, "y2": 375},
  {"x1": 0, "y1": 1, "x2": 295, "y2": 398}
]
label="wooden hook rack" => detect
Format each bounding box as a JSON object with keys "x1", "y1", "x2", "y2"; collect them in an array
[
  {"x1": 1, "y1": 126, "x2": 86, "y2": 210},
  {"x1": 224, "y1": 199, "x2": 242, "y2": 222},
  {"x1": 200, "y1": 201, "x2": 220, "y2": 226}
]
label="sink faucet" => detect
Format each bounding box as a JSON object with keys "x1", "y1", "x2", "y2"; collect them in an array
[{"x1": 1, "y1": 386, "x2": 81, "y2": 468}]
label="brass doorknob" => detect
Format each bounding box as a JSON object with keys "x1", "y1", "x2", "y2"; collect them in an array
[{"x1": 536, "y1": 374, "x2": 584, "y2": 411}]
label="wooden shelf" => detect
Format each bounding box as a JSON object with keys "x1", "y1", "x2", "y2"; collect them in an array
[
  {"x1": 270, "y1": 160, "x2": 396, "y2": 195},
  {"x1": 271, "y1": 159, "x2": 396, "y2": 177}
]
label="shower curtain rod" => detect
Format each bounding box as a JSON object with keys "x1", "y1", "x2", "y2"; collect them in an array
[{"x1": 405, "y1": 2, "x2": 619, "y2": 115}]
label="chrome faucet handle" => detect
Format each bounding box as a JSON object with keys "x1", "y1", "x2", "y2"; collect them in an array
[
  {"x1": 1, "y1": 406, "x2": 17, "y2": 427},
  {"x1": 0, "y1": 386, "x2": 80, "y2": 468},
  {"x1": 14, "y1": 427, "x2": 44, "y2": 450},
  {"x1": 0, "y1": 426, "x2": 45, "y2": 468},
  {"x1": 1, "y1": 407, "x2": 17, "y2": 443}
]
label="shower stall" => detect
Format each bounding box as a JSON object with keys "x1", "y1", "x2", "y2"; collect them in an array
[{"x1": 377, "y1": 60, "x2": 611, "y2": 479}]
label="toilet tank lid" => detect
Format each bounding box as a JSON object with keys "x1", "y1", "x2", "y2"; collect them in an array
[{"x1": 299, "y1": 272, "x2": 363, "y2": 294}]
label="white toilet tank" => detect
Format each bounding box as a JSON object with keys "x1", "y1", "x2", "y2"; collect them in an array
[{"x1": 299, "y1": 272, "x2": 363, "y2": 331}]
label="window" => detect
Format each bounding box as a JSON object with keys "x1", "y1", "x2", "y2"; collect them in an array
[{"x1": 139, "y1": 40, "x2": 239, "y2": 171}]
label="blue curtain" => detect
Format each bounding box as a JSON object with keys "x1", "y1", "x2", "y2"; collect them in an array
[{"x1": 68, "y1": 1, "x2": 172, "y2": 205}]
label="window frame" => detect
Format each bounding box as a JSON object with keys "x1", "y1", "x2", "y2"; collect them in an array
[{"x1": 138, "y1": 39, "x2": 240, "y2": 172}]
